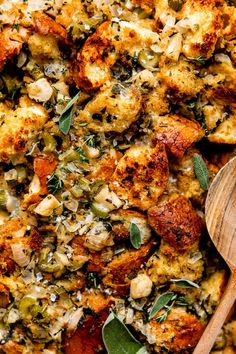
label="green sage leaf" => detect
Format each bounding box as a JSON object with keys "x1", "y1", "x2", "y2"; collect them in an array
[
  {"x1": 192, "y1": 153, "x2": 209, "y2": 191},
  {"x1": 149, "y1": 292, "x2": 175, "y2": 319},
  {"x1": 130, "y1": 223, "x2": 142, "y2": 249},
  {"x1": 59, "y1": 92, "x2": 80, "y2": 134},
  {"x1": 102, "y1": 313, "x2": 147, "y2": 354},
  {"x1": 171, "y1": 279, "x2": 199, "y2": 289}
]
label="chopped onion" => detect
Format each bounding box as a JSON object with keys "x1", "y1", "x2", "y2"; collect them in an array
[
  {"x1": 67, "y1": 308, "x2": 83, "y2": 331},
  {"x1": 165, "y1": 33, "x2": 182, "y2": 61},
  {"x1": 11, "y1": 243, "x2": 30, "y2": 267}
]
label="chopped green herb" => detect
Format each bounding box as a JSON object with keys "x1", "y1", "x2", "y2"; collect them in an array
[
  {"x1": 76, "y1": 147, "x2": 89, "y2": 163},
  {"x1": 196, "y1": 56, "x2": 206, "y2": 65},
  {"x1": 59, "y1": 92, "x2": 80, "y2": 134},
  {"x1": 149, "y1": 292, "x2": 175, "y2": 319},
  {"x1": 83, "y1": 134, "x2": 97, "y2": 148},
  {"x1": 130, "y1": 223, "x2": 142, "y2": 249},
  {"x1": 47, "y1": 173, "x2": 64, "y2": 194},
  {"x1": 102, "y1": 313, "x2": 147, "y2": 354},
  {"x1": 192, "y1": 153, "x2": 209, "y2": 191},
  {"x1": 171, "y1": 278, "x2": 199, "y2": 288},
  {"x1": 12, "y1": 23, "x2": 19, "y2": 31},
  {"x1": 79, "y1": 122, "x2": 88, "y2": 127},
  {"x1": 156, "y1": 307, "x2": 171, "y2": 323}
]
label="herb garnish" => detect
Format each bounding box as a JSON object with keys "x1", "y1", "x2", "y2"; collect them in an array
[
  {"x1": 149, "y1": 292, "x2": 176, "y2": 319},
  {"x1": 192, "y1": 153, "x2": 209, "y2": 190},
  {"x1": 59, "y1": 92, "x2": 80, "y2": 135},
  {"x1": 130, "y1": 223, "x2": 142, "y2": 249},
  {"x1": 102, "y1": 313, "x2": 147, "y2": 354},
  {"x1": 196, "y1": 56, "x2": 207, "y2": 65},
  {"x1": 171, "y1": 278, "x2": 199, "y2": 288},
  {"x1": 47, "y1": 173, "x2": 64, "y2": 194},
  {"x1": 75, "y1": 147, "x2": 89, "y2": 163}
]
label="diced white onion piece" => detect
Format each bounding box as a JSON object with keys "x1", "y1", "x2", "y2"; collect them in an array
[
  {"x1": 11, "y1": 243, "x2": 30, "y2": 267},
  {"x1": 214, "y1": 53, "x2": 232, "y2": 64},
  {"x1": 27, "y1": 78, "x2": 53, "y2": 102},
  {"x1": 94, "y1": 185, "x2": 123, "y2": 211},
  {"x1": 29, "y1": 174, "x2": 41, "y2": 195},
  {"x1": 4, "y1": 169, "x2": 17, "y2": 181},
  {"x1": 8, "y1": 308, "x2": 19, "y2": 324},
  {"x1": 165, "y1": 33, "x2": 182, "y2": 61},
  {"x1": 67, "y1": 308, "x2": 83, "y2": 331},
  {"x1": 34, "y1": 195, "x2": 60, "y2": 216}
]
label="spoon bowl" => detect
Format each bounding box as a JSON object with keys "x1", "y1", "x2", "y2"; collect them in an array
[{"x1": 194, "y1": 156, "x2": 236, "y2": 354}]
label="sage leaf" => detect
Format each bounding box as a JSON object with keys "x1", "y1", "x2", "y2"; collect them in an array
[
  {"x1": 60, "y1": 92, "x2": 80, "y2": 116},
  {"x1": 102, "y1": 313, "x2": 147, "y2": 354},
  {"x1": 192, "y1": 153, "x2": 209, "y2": 191},
  {"x1": 130, "y1": 223, "x2": 142, "y2": 249},
  {"x1": 59, "y1": 109, "x2": 72, "y2": 135},
  {"x1": 149, "y1": 292, "x2": 175, "y2": 319},
  {"x1": 59, "y1": 92, "x2": 80, "y2": 134},
  {"x1": 171, "y1": 279, "x2": 199, "y2": 289}
]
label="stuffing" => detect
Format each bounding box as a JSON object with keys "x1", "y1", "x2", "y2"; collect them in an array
[
  {"x1": 110, "y1": 143, "x2": 169, "y2": 210},
  {"x1": 102, "y1": 242, "x2": 153, "y2": 295},
  {"x1": 179, "y1": 0, "x2": 222, "y2": 59},
  {"x1": 73, "y1": 20, "x2": 160, "y2": 90},
  {"x1": 152, "y1": 114, "x2": 204, "y2": 158},
  {"x1": 201, "y1": 270, "x2": 227, "y2": 315},
  {"x1": 74, "y1": 81, "x2": 143, "y2": 133},
  {"x1": 147, "y1": 240, "x2": 204, "y2": 284},
  {"x1": 145, "y1": 307, "x2": 205, "y2": 352},
  {"x1": 0, "y1": 26, "x2": 29, "y2": 71},
  {"x1": 0, "y1": 96, "x2": 48, "y2": 163},
  {"x1": 111, "y1": 209, "x2": 152, "y2": 244},
  {"x1": 148, "y1": 194, "x2": 204, "y2": 251},
  {"x1": 28, "y1": 33, "x2": 61, "y2": 59},
  {"x1": 159, "y1": 58, "x2": 203, "y2": 98}
]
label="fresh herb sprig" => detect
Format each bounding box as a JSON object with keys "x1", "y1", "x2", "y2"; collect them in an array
[{"x1": 47, "y1": 173, "x2": 64, "y2": 194}]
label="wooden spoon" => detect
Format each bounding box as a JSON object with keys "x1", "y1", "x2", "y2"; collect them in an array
[{"x1": 193, "y1": 156, "x2": 236, "y2": 354}]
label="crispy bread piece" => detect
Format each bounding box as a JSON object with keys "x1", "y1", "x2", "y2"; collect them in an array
[
  {"x1": 110, "y1": 143, "x2": 169, "y2": 210},
  {"x1": 148, "y1": 194, "x2": 204, "y2": 251}
]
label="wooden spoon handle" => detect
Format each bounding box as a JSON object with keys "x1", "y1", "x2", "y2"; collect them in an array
[{"x1": 193, "y1": 272, "x2": 236, "y2": 354}]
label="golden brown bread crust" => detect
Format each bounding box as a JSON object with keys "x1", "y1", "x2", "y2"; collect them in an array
[
  {"x1": 152, "y1": 114, "x2": 204, "y2": 158},
  {"x1": 0, "y1": 97, "x2": 48, "y2": 163},
  {"x1": 110, "y1": 143, "x2": 169, "y2": 210},
  {"x1": 34, "y1": 154, "x2": 59, "y2": 194},
  {"x1": 32, "y1": 11, "x2": 68, "y2": 41},
  {"x1": 147, "y1": 309, "x2": 205, "y2": 352},
  {"x1": 159, "y1": 59, "x2": 204, "y2": 98},
  {"x1": 103, "y1": 242, "x2": 153, "y2": 295},
  {"x1": 148, "y1": 195, "x2": 204, "y2": 251},
  {"x1": 63, "y1": 292, "x2": 113, "y2": 354}
]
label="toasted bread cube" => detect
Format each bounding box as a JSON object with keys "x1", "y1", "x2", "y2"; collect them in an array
[
  {"x1": 110, "y1": 143, "x2": 169, "y2": 210},
  {"x1": 148, "y1": 194, "x2": 204, "y2": 251},
  {"x1": 152, "y1": 114, "x2": 204, "y2": 157}
]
